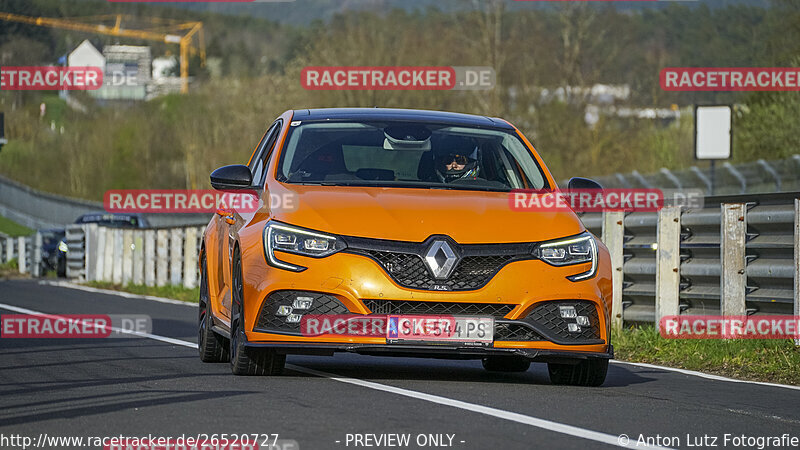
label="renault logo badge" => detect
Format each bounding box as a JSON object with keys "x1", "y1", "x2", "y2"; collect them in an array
[{"x1": 424, "y1": 241, "x2": 458, "y2": 279}]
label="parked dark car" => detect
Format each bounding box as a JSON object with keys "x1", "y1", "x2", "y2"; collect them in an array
[{"x1": 75, "y1": 212, "x2": 150, "y2": 228}]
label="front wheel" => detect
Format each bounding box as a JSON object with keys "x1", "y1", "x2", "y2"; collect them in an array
[
  {"x1": 229, "y1": 250, "x2": 285, "y2": 376},
  {"x1": 548, "y1": 358, "x2": 608, "y2": 387}
]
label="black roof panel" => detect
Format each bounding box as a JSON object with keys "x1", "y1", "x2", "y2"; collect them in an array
[{"x1": 292, "y1": 108, "x2": 514, "y2": 130}]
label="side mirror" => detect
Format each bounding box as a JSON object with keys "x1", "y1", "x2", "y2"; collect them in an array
[
  {"x1": 210, "y1": 165, "x2": 253, "y2": 190},
  {"x1": 567, "y1": 177, "x2": 603, "y2": 191}
]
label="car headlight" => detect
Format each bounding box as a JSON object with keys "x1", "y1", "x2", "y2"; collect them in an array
[
  {"x1": 263, "y1": 222, "x2": 344, "y2": 272},
  {"x1": 58, "y1": 241, "x2": 68, "y2": 253},
  {"x1": 533, "y1": 232, "x2": 597, "y2": 281}
]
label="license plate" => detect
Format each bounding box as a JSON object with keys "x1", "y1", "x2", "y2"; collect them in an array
[{"x1": 386, "y1": 315, "x2": 494, "y2": 344}]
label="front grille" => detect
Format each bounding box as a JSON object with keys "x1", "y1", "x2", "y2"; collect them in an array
[
  {"x1": 521, "y1": 300, "x2": 602, "y2": 344},
  {"x1": 494, "y1": 322, "x2": 543, "y2": 341},
  {"x1": 255, "y1": 290, "x2": 349, "y2": 334},
  {"x1": 359, "y1": 250, "x2": 516, "y2": 291},
  {"x1": 363, "y1": 299, "x2": 515, "y2": 319}
]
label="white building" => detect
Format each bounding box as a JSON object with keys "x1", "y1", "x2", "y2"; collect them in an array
[{"x1": 67, "y1": 40, "x2": 105, "y2": 69}]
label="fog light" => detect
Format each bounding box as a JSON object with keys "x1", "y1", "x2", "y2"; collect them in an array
[
  {"x1": 276, "y1": 306, "x2": 292, "y2": 316},
  {"x1": 292, "y1": 297, "x2": 314, "y2": 310},
  {"x1": 576, "y1": 315, "x2": 590, "y2": 327},
  {"x1": 286, "y1": 314, "x2": 302, "y2": 324},
  {"x1": 559, "y1": 305, "x2": 577, "y2": 319},
  {"x1": 567, "y1": 323, "x2": 581, "y2": 333}
]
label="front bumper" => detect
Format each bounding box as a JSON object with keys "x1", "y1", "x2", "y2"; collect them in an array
[
  {"x1": 244, "y1": 341, "x2": 613, "y2": 363},
  {"x1": 239, "y1": 243, "x2": 614, "y2": 356}
]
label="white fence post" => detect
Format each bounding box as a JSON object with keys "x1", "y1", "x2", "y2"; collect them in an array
[
  {"x1": 183, "y1": 227, "x2": 198, "y2": 289},
  {"x1": 655, "y1": 206, "x2": 681, "y2": 330},
  {"x1": 5, "y1": 236, "x2": 12, "y2": 264},
  {"x1": 85, "y1": 224, "x2": 98, "y2": 282},
  {"x1": 133, "y1": 230, "x2": 144, "y2": 285},
  {"x1": 794, "y1": 198, "x2": 799, "y2": 346},
  {"x1": 122, "y1": 230, "x2": 133, "y2": 285},
  {"x1": 156, "y1": 229, "x2": 168, "y2": 287},
  {"x1": 602, "y1": 211, "x2": 625, "y2": 331},
  {"x1": 112, "y1": 229, "x2": 123, "y2": 285},
  {"x1": 721, "y1": 203, "x2": 747, "y2": 317},
  {"x1": 103, "y1": 227, "x2": 114, "y2": 282},
  {"x1": 17, "y1": 236, "x2": 26, "y2": 274},
  {"x1": 145, "y1": 230, "x2": 156, "y2": 287},
  {"x1": 170, "y1": 228, "x2": 183, "y2": 286},
  {"x1": 33, "y1": 232, "x2": 42, "y2": 277},
  {"x1": 96, "y1": 227, "x2": 107, "y2": 281}
]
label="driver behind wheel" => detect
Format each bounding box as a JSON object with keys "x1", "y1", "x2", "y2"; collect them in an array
[{"x1": 434, "y1": 147, "x2": 480, "y2": 182}]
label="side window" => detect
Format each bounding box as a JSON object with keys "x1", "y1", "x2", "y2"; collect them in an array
[{"x1": 249, "y1": 122, "x2": 279, "y2": 185}]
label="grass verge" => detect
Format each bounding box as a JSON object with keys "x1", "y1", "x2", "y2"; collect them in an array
[
  {"x1": 613, "y1": 325, "x2": 800, "y2": 385},
  {"x1": 85, "y1": 281, "x2": 199, "y2": 303},
  {"x1": 0, "y1": 216, "x2": 33, "y2": 237}
]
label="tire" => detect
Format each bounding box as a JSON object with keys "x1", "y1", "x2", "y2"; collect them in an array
[
  {"x1": 198, "y1": 253, "x2": 230, "y2": 363},
  {"x1": 548, "y1": 358, "x2": 608, "y2": 387},
  {"x1": 481, "y1": 356, "x2": 531, "y2": 372},
  {"x1": 229, "y1": 249, "x2": 285, "y2": 376}
]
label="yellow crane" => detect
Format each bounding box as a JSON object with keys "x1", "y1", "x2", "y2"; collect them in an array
[{"x1": 0, "y1": 12, "x2": 205, "y2": 93}]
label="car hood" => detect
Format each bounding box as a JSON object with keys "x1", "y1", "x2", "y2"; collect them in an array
[{"x1": 266, "y1": 184, "x2": 585, "y2": 243}]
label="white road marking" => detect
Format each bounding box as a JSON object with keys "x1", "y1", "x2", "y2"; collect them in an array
[
  {"x1": 285, "y1": 364, "x2": 656, "y2": 448},
  {"x1": 0, "y1": 301, "x2": 664, "y2": 449},
  {"x1": 611, "y1": 360, "x2": 800, "y2": 392},
  {"x1": 38, "y1": 281, "x2": 195, "y2": 307},
  {"x1": 0, "y1": 302, "x2": 196, "y2": 348}
]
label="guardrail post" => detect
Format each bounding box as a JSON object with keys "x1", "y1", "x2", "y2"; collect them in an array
[
  {"x1": 145, "y1": 230, "x2": 156, "y2": 287},
  {"x1": 103, "y1": 227, "x2": 114, "y2": 282},
  {"x1": 794, "y1": 198, "x2": 799, "y2": 346},
  {"x1": 655, "y1": 207, "x2": 681, "y2": 330},
  {"x1": 33, "y1": 232, "x2": 42, "y2": 277},
  {"x1": 17, "y1": 236, "x2": 26, "y2": 274},
  {"x1": 721, "y1": 203, "x2": 747, "y2": 316},
  {"x1": 112, "y1": 229, "x2": 123, "y2": 285},
  {"x1": 122, "y1": 230, "x2": 133, "y2": 285},
  {"x1": 183, "y1": 227, "x2": 198, "y2": 289},
  {"x1": 5, "y1": 236, "x2": 12, "y2": 264},
  {"x1": 85, "y1": 224, "x2": 98, "y2": 282},
  {"x1": 133, "y1": 230, "x2": 144, "y2": 285},
  {"x1": 156, "y1": 229, "x2": 168, "y2": 287},
  {"x1": 170, "y1": 228, "x2": 184, "y2": 286},
  {"x1": 602, "y1": 211, "x2": 625, "y2": 331}
]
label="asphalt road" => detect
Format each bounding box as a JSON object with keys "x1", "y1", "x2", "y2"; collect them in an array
[{"x1": 1, "y1": 279, "x2": 799, "y2": 450}]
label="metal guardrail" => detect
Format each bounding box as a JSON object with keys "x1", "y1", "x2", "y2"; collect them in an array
[
  {"x1": 567, "y1": 154, "x2": 800, "y2": 196},
  {"x1": 0, "y1": 173, "x2": 211, "y2": 228},
  {"x1": 579, "y1": 192, "x2": 799, "y2": 323}
]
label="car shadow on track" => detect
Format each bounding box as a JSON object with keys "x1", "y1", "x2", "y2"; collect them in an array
[{"x1": 282, "y1": 354, "x2": 656, "y2": 388}]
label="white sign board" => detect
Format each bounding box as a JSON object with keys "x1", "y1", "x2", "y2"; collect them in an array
[{"x1": 695, "y1": 105, "x2": 732, "y2": 160}]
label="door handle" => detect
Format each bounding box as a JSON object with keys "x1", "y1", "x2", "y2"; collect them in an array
[{"x1": 215, "y1": 208, "x2": 236, "y2": 225}]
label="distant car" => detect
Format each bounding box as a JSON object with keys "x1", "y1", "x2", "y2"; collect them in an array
[
  {"x1": 75, "y1": 212, "x2": 149, "y2": 228},
  {"x1": 39, "y1": 228, "x2": 67, "y2": 277}
]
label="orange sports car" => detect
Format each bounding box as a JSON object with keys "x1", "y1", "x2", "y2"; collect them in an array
[{"x1": 198, "y1": 108, "x2": 613, "y2": 386}]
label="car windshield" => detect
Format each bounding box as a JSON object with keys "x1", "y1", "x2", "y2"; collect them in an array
[{"x1": 277, "y1": 121, "x2": 548, "y2": 191}]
